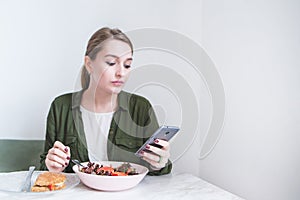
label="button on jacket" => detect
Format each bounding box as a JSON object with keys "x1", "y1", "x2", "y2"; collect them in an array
[{"x1": 40, "y1": 90, "x2": 172, "y2": 175}]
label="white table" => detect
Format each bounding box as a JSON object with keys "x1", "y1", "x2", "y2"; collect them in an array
[{"x1": 0, "y1": 171, "x2": 244, "y2": 200}]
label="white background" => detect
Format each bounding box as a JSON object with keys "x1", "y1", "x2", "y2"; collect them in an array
[{"x1": 0, "y1": 1, "x2": 299, "y2": 200}]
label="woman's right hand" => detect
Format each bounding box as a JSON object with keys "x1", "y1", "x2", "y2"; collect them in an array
[{"x1": 45, "y1": 141, "x2": 70, "y2": 172}]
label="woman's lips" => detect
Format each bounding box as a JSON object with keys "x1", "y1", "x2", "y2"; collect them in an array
[{"x1": 111, "y1": 80, "x2": 124, "y2": 86}]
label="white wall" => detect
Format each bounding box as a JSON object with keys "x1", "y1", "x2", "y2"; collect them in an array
[
  {"x1": 0, "y1": 0, "x2": 203, "y2": 139},
  {"x1": 200, "y1": 0, "x2": 300, "y2": 200}
]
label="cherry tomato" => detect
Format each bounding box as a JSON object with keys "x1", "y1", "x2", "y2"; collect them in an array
[{"x1": 111, "y1": 171, "x2": 128, "y2": 176}]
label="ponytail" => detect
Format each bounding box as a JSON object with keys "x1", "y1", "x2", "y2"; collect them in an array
[{"x1": 81, "y1": 65, "x2": 90, "y2": 89}]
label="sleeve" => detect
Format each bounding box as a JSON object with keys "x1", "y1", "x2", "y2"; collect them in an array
[{"x1": 39, "y1": 101, "x2": 57, "y2": 170}]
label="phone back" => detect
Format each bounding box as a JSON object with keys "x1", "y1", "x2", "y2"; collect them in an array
[
  {"x1": 154, "y1": 126, "x2": 179, "y2": 141},
  {"x1": 135, "y1": 125, "x2": 180, "y2": 157}
]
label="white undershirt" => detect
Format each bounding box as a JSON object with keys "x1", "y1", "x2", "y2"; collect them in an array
[{"x1": 80, "y1": 106, "x2": 114, "y2": 162}]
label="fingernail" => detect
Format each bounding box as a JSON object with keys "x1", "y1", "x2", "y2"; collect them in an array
[
  {"x1": 62, "y1": 164, "x2": 64, "y2": 167},
  {"x1": 67, "y1": 156, "x2": 70, "y2": 160},
  {"x1": 145, "y1": 145, "x2": 150, "y2": 149},
  {"x1": 154, "y1": 139, "x2": 159, "y2": 143},
  {"x1": 64, "y1": 147, "x2": 68, "y2": 152},
  {"x1": 65, "y1": 162, "x2": 68, "y2": 166},
  {"x1": 140, "y1": 151, "x2": 144, "y2": 155}
]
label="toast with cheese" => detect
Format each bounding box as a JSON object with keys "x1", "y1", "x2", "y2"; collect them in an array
[{"x1": 31, "y1": 172, "x2": 66, "y2": 192}]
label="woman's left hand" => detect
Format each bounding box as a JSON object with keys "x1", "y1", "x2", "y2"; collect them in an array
[{"x1": 140, "y1": 139, "x2": 170, "y2": 170}]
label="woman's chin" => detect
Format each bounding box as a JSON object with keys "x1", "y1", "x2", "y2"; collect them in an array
[{"x1": 111, "y1": 87, "x2": 123, "y2": 94}]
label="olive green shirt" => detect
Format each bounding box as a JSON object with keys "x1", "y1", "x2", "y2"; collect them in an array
[{"x1": 40, "y1": 90, "x2": 172, "y2": 175}]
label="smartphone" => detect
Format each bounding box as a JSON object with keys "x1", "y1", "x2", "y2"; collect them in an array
[{"x1": 135, "y1": 125, "x2": 180, "y2": 157}]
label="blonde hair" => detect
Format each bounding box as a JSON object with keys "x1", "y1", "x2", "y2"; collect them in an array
[{"x1": 81, "y1": 27, "x2": 133, "y2": 89}]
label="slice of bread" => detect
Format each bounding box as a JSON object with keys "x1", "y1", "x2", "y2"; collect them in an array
[{"x1": 31, "y1": 172, "x2": 66, "y2": 192}]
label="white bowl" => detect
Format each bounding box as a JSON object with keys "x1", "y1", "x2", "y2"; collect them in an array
[{"x1": 72, "y1": 161, "x2": 149, "y2": 191}]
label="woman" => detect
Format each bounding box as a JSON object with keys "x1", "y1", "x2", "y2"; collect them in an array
[{"x1": 40, "y1": 27, "x2": 172, "y2": 175}]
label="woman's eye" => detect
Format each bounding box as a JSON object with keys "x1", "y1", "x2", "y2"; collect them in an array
[
  {"x1": 106, "y1": 62, "x2": 115, "y2": 66},
  {"x1": 124, "y1": 61, "x2": 132, "y2": 69},
  {"x1": 124, "y1": 64, "x2": 131, "y2": 69}
]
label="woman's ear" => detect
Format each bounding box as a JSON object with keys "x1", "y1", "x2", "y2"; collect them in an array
[{"x1": 84, "y1": 56, "x2": 93, "y2": 74}]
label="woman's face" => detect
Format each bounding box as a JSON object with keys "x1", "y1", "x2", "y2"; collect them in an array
[{"x1": 86, "y1": 39, "x2": 133, "y2": 95}]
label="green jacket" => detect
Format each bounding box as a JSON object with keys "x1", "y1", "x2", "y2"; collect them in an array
[{"x1": 40, "y1": 90, "x2": 172, "y2": 175}]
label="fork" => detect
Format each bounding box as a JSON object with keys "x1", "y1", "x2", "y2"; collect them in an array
[
  {"x1": 72, "y1": 159, "x2": 85, "y2": 168},
  {"x1": 21, "y1": 166, "x2": 35, "y2": 192}
]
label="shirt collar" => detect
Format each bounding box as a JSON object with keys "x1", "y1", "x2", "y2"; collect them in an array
[{"x1": 71, "y1": 90, "x2": 129, "y2": 112}]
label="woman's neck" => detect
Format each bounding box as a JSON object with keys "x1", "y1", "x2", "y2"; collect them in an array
[{"x1": 81, "y1": 88, "x2": 118, "y2": 113}]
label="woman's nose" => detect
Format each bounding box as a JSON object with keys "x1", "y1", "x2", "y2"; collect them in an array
[{"x1": 115, "y1": 64, "x2": 125, "y2": 77}]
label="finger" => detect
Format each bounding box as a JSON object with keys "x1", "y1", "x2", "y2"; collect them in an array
[
  {"x1": 46, "y1": 153, "x2": 69, "y2": 167},
  {"x1": 49, "y1": 147, "x2": 69, "y2": 160},
  {"x1": 65, "y1": 146, "x2": 71, "y2": 157},
  {"x1": 52, "y1": 141, "x2": 71, "y2": 160},
  {"x1": 46, "y1": 159, "x2": 62, "y2": 169},
  {"x1": 146, "y1": 144, "x2": 170, "y2": 158},
  {"x1": 140, "y1": 151, "x2": 160, "y2": 163},
  {"x1": 141, "y1": 151, "x2": 168, "y2": 166},
  {"x1": 154, "y1": 139, "x2": 170, "y2": 150},
  {"x1": 48, "y1": 147, "x2": 70, "y2": 167},
  {"x1": 46, "y1": 154, "x2": 66, "y2": 168},
  {"x1": 142, "y1": 156, "x2": 166, "y2": 169},
  {"x1": 53, "y1": 141, "x2": 69, "y2": 153}
]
